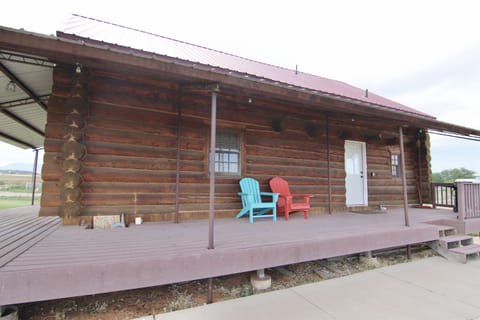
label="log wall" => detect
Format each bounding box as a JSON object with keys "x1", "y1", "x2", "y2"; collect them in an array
[{"x1": 40, "y1": 66, "x2": 430, "y2": 223}]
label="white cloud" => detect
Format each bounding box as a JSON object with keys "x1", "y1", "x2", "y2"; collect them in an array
[
  {"x1": 0, "y1": 142, "x2": 43, "y2": 169},
  {"x1": 430, "y1": 135, "x2": 480, "y2": 174}
]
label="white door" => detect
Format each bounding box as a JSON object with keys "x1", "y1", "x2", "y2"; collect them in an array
[{"x1": 345, "y1": 141, "x2": 368, "y2": 206}]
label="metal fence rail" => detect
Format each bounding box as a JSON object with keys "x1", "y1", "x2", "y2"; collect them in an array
[{"x1": 431, "y1": 183, "x2": 456, "y2": 209}]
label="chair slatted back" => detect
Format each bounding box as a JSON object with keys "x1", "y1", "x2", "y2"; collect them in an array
[
  {"x1": 239, "y1": 177, "x2": 262, "y2": 205},
  {"x1": 269, "y1": 176, "x2": 291, "y2": 196}
]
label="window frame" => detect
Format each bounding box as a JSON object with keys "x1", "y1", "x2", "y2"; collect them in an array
[
  {"x1": 391, "y1": 153, "x2": 401, "y2": 178},
  {"x1": 210, "y1": 127, "x2": 244, "y2": 177}
]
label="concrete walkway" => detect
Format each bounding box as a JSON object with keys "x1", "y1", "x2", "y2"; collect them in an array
[{"x1": 139, "y1": 256, "x2": 480, "y2": 320}]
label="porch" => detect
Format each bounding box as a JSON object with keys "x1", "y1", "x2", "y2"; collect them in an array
[
  {"x1": 0, "y1": 205, "x2": 472, "y2": 306},
  {"x1": 430, "y1": 181, "x2": 480, "y2": 234}
]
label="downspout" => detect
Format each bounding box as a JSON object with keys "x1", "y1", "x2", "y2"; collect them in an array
[
  {"x1": 399, "y1": 126, "x2": 410, "y2": 227},
  {"x1": 174, "y1": 87, "x2": 183, "y2": 224},
  {"x1": 326, "y1": 115, "x2": 332, "y2": 214},
  {"x1": 31, "y1": 148, "x2": 39, "y2": 205}
]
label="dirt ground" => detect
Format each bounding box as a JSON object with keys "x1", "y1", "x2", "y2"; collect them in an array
[{"x1": 17, "y1": 245, "x2": 436, "y2": 320}]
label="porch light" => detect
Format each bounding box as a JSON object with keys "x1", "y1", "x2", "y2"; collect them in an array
[{"x1": 5, "y1": 80, "x2": 16, "y2": 92}]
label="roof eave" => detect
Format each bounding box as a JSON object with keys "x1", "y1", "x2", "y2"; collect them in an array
[{"x1": 2, "y1": 27, "x2": 479, "y2": 138}]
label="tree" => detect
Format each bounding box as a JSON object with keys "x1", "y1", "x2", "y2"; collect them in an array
[
  {"x1": 431, "y1": 172, "x2": 442, "y2": 182},
  {"x1": 432, "y1": 167, "x2": 477, "y2": 183}
]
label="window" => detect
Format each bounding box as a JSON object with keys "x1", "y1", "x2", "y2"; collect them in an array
[
  {"x1": 391, "y1": 153, "x2": 400, "y2": 177},
  {"x1": 215, "y1": 129, "x2": 241, "y2": 175}
]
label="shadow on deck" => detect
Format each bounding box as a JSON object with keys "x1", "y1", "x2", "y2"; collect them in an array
[{"x1": 0, "y1": 206, "x2": 462, "y2": 305}]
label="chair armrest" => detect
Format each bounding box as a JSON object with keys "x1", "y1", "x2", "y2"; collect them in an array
[
  {"x1": 260, "y1": 192, "x2": 279, "y2": 202},
  {"x1": 278, "y1": 194, "x2": 293, "y2": 207},
  {"x1": 260, "y1": 192, "x2": 278, "y2": 196},
  {"x1": 292, "y1": 194, "x2": 314, "y2": 200},
  {"x1": 291, "y1": 194, "x2": 312, "y2": 204}
]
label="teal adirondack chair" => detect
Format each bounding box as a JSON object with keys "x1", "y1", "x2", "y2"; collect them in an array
[{"x1": 236, "y1": 177, "x2": 279, "y2": 223}]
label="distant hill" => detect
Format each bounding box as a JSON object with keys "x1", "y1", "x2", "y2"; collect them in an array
[{"x1": 0, "y1": 163, "x2": 36, "y2": 173}]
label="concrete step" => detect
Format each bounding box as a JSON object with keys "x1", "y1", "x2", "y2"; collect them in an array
[
  {"x1": 437, "y1": 225, "x2": 456, "y2": 237},
  {"x1": 449, "y1": 244, "x2": 480, "y2": 263},
  {"x1": 429, "y1": 235, "x2": 480, "y2": 264},
  {"x1": 449, "y1": 244, "x2": 480, "y2": 255},
  {"x1": 439, "y1": 235, "x2": 474, "y2": 249}
]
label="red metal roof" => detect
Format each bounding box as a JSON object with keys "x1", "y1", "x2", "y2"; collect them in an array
[{"x1": 60, "y1": 14, "x2": 434, "y2": 119}]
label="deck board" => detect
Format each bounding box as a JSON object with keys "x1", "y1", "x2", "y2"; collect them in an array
[
  {"x1": 0, "y1": 207, "x2": 460, "y2": 305},
  {"x1": 0, "y1": 206, "x2": 61, "y2": 268}
]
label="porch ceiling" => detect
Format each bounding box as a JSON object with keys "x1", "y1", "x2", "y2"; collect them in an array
[{"x1": 0, "y1": 49, "x2": 52, "y2": 149}]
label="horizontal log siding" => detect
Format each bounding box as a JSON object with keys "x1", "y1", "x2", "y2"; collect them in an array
[
  {"x1": 40, "y1": 66, "x2": 424, "y2": 222},
  {"x1": 369, "y1": 138, "x2": 421, "y2": 205},
  {"x1": 86, "y1": 74, "x2": 200, "y2": 221},
  {"x1": 244, "y1": 123, "x2": 345, "y2": 210}
]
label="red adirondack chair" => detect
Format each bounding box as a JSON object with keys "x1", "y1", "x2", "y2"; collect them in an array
[{"x1": 269, "y1": 176, "x2": 312, "y2": 221}]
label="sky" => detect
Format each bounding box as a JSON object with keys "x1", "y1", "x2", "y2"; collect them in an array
[{"x1": 1, "y1": 0, "x2": 479, "y2": 174}]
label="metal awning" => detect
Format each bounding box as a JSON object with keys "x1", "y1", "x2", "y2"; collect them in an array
[{"x1": 0, "y1": 50, "x2": 52, "y2": 149}]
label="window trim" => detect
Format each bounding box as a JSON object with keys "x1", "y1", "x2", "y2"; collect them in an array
[
  {"x1": 208, "y1": 126, "x2": 244, "y2": 178},
  {"x1": 391, "y1": 153, "x2": 401, "y2": 178}
]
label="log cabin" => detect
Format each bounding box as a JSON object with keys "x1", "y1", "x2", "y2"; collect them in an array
[
  {"x1": 0, "y1": 15, "x2": 479, "y2": 227},
  {"x1": 2, "y1": 15, "x2": 480, "y2": 306}
]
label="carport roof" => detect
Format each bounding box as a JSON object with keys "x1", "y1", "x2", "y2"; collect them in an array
[{"x1": 0, "y1": 50, "x2": 52, "y2": 149}]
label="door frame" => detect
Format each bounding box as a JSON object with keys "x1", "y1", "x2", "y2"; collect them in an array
[{"x1": 344, "y1": 140, "x2": 368, "y2": 207}]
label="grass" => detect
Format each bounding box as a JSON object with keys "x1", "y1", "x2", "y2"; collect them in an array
[
  {"x1": 2, "y1": 185, "x2": 33, "y2": 192},
  {"x1": 0, "y1": 173, "x2": 42, "y2": 210},
  {"x1": 0, "y1": 173, "x2": 42, "y2": 192},
  {"x1": 0, "y1": 196, "x2": 40, "y2": 210}
]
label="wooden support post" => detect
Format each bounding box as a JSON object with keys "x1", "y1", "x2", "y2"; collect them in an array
[
  {"x1": 399, "y1": 126, "x2": 410, "y2": 227},
  {"x1": 417, "y1": 130, "x2": 423, "y2": 206},
  {"x1": 327, "y1": 115, "x2": 332, "y2": 214},
  {"x1": 31, "y1": 148, "x2": 39, "y2": 205},
  {"x1": 207, "y1": 278, "x2": 213, "y2": 304},
  {"x1": 206, "y1": 87, "x2": 219, "y2": 301},
  {"x1": 406, "y1": 245, "x2": 412, "y2": 260},
  {"x1": 457, "y1": 182, "x2": 466, "y2": 223}
]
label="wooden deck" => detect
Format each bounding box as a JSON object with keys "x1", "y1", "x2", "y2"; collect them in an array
[
  {"x1": 0, "y1": 206, "x2": 60, "y2": 269},
  {"x1": 0, "y1": 206, "x2": 460, "y2": 305}
]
